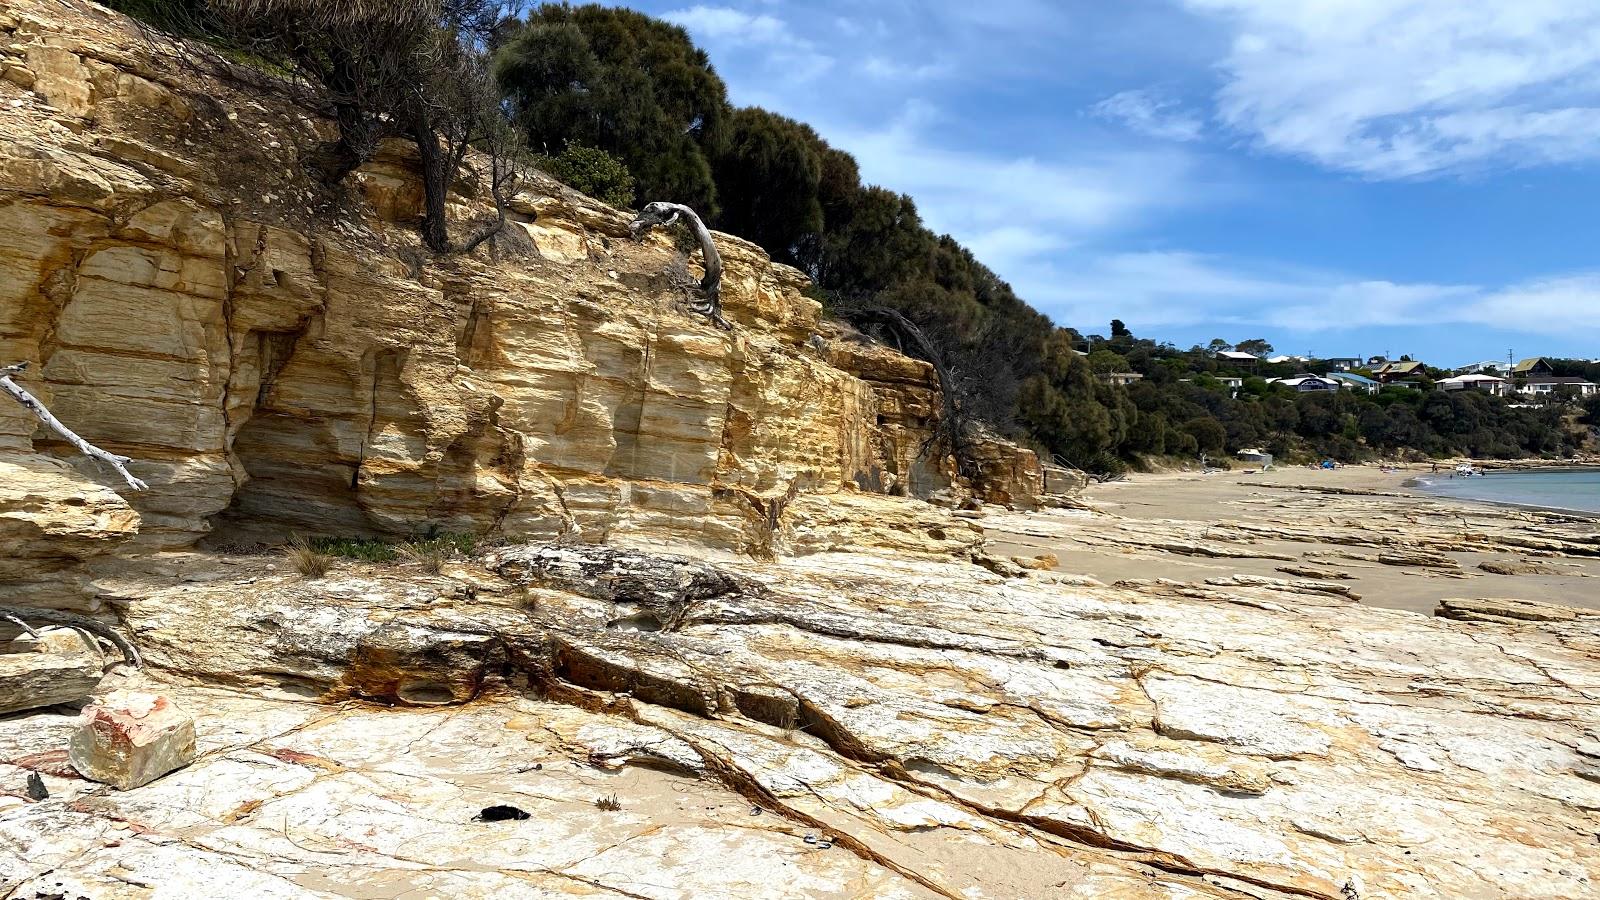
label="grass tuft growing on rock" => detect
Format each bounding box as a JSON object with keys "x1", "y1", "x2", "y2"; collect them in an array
[
  {"x1": 284, "y1": 535, "x2": 333, "y2": 578},
  {"x1": 594, "y1": 794, "x2": 621, "y2": 811},
  {"x1": 397, "y1": 541, "x2": 448, "y2": 575},
  {"x1": 308, "y1": 533, "x2": 483, "y2": 569}
]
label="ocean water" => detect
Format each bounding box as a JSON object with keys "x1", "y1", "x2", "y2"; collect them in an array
[{"x1": 1415, "y1": 468, "x2": 1600, "y2": 515}]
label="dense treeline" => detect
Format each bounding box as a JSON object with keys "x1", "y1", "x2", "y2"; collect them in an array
[
  {"x1": 1072, "y1": 331, "x2": 1585, "y2": 466},
  {"x1": 491, "y1": 3, "x2": 1120, "y2": 469},
  {"x1": 485, "y1": 4, "x2": 1588, "y2": 468},
  {"x1": 107, "y1": 0, "x2": 1591, "y2": 471}
]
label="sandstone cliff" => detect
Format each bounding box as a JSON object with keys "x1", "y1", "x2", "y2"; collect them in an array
[
  {"x1": 0, "y1": 0, "x2": 1042, "y2": 608},
  {"x1": 4, "y1": 8, "x2": 1600, "y2": 900}
]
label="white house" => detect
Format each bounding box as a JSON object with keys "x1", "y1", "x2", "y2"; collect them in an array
[
  {"x1": 1454, "y1": 360, "x2": 1505, "y2": 375},
  {"x1": 1520, "y1": 377, "x2": 1598, "y2": 398},
  {"x1": 1439, "y1": 373, "x2": 1509, "y2": 397},
  {"x1": 1271, "y1": 375, "x2": 1340, "y2": 393},
  {"x1": 1099, "y1": 372, "x2": 1144, "y2": 387}
]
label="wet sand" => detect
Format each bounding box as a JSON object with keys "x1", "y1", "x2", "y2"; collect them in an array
[{"x1": 984, "y1": 465, "x2": 1600, "y2": 615}]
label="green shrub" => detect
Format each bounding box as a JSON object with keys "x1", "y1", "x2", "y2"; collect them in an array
[
  {"x1": 309, "y1": 533, "x2": 479, "y2": 564},
  {"x1": 535, "y1": 144, "x2": 636, "y2": 209},
  {"x1": 310, "y1": 537, "x2": 397, "y2": 563}
]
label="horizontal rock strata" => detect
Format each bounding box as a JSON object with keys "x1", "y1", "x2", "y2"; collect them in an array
[
  {"x1": 0, "y1": 0, "x2": 1043, "y2": 609},
  {"x1": 4, "y1": 537, "x2": 1595, "y2": 898}
]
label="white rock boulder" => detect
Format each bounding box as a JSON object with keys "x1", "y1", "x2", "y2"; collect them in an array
[{"x1": 68, "y1": 690, "x2": 196, "y2": 789}]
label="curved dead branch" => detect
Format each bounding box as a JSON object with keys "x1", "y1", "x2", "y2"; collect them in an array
[
  {"x1": 0, "y1": 604, "x2": 141, "y2": 669},
  {"x1": 844, "y1": 308, "x2": 980, "y2": 480},
  {"x1": 630, "y1": 202, "x2": 727, "y2": 329},
  {"x1": 1, "y1": 363, "x2": 148, "y2": 491}
]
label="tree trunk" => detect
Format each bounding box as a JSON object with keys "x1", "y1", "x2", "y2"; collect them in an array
[
  {"x1": 846, "y1": 308, "x2": 978, "y2": 479},
  {"x1": 413, "y1": 126, "x2": 452, "y2": 254},
  {"x1": 629, "y1": 202, "x2": 726, "y2": 328}
]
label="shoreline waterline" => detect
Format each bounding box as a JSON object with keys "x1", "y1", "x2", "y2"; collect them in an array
[
  {"x1": 1407, "y1": 465, "x2": 1600, "y2": 518},
  {"x1": 987, "y1": 463, "x2": 1600, "y2": 617}
]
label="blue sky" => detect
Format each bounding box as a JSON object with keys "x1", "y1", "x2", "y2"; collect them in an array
[{"x1": 616, "y1": 0, "x2": 1600, "y2": 365}]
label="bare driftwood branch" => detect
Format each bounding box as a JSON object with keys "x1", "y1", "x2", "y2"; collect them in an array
[
  {"x1": 629, "y1": 202, "x2": 728, "y2": 329},
  {"x1": 1, "y1": 363, "x2": 148, "y2": 491},
  {"x1": 3, "y1": 616, "x2": 39, "y2": 639},
  {"x1": 0, "y1": 604, "x2": 141, "y2": 669}
]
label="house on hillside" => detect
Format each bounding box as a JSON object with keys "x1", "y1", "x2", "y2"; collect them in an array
[
  {"x1": 1326, "y1": 372, "x2": 1380, "y2": 394},
  {"x1": 1272, "y1": 375, "x2": 1340, "y2": 393},
  {"x1": 1374, "y1": 360, "x2": 1427, "y2": 384},
  {"x1": 1217, "y1": 350, "x2": 1259, "y2": 371},
  {"x1": 1099, "y1": 372, "x2": 1144, "y2": 387},
  {"x1": 1455, "y1": 360, "x2": 1505, "y2": 375},
  {"x1": 1439, "y1": 373, "x2": 1509, "y2": 396},
  {"x1": 1513, "y1": 358, "x2": 1556, "y2": 379},
  {"x1": 1325, "y1": 357, "x2": 1363, "y2": 371},
  {"x1": 1520, "y1": 376, "x2": 1598, "y2": 398}
]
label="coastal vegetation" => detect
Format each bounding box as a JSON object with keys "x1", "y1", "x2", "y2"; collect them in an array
[{"x1": 105, "y1": 0, "x2": 1594, "y2": 472}]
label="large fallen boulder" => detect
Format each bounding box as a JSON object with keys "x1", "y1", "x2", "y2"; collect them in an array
[{"x1": 68, "y1": 691, "x2": 196, "y2": 789}]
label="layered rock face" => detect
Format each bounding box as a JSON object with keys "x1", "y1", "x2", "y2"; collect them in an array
[
  {"x1": 0, "y1": 0, "x2": 1040, "y2": 596},
  {"x1": 4, "y1": 540, "x2": 1597, "y2": 898}
]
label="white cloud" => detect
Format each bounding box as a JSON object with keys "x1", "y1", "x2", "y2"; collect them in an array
[
  {"x1": 1183, "y1": 0, "x2": 1600, "y2": 177},
  {"x1": 1469, "y1": 274, "x2": 1600, "y2": 330},
  {"x1": 1090, "y1": 89, "x2": 1205, "y2": 142},
  {"x1": 822, "y1": 102, "x2": 1197, "y2": 281},
  {"x1": 1027, "y1": 250, "x2": 1600, "y2": 341},
  {"x1": 664, "y1": 6, "x2": 789, "y2": 42},
  {"x1": 664, "y1": 5, "x2": 833, "y2": 81},
  {"x1": 860, "y1": 57, "x2": 949, "y2": 82}
]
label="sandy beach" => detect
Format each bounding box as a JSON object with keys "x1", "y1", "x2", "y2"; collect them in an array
[{"x1": 984, "y1": 464, "x2": 1600, "y2": 615}]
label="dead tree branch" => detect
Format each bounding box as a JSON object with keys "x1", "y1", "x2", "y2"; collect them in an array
[
  {"x1": 0, "y1": 604, "x2": 141, "y2": 668},
  {"x1": 842, "y1": 308, "x2": 980, "y2": 479},
  {"x1": 1, "y1": 363, "x2": 148, "y2": 491},
  {"x1": 630, "y1": 202, "x2": 728, "y2": 329}
]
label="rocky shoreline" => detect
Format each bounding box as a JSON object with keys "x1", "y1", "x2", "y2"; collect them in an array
[
  {"x1": 4, "y1": 487, "x2": 1599, "y2": 898},
  {"x1": 986, "y1": 464, "x2": 1600, "y2": 616},
  {"x1": 2, "y1": 1, "x2": 1598, "y2": 896}
]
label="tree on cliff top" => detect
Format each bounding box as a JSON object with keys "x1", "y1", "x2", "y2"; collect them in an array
[
  {"x1": 495, "y1": 4, "x2": 728, "y2": 214},
  {"x1": 130, "y1": 0, "x2": 526, "y2": 254}
]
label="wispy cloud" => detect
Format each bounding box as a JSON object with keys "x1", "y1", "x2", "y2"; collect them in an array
[
  {"x1": 1035, "y1": 251, "x2": 1600, "y2": 341},
  {"x1": 1183, "y1": 0, "x2": 1600, "y2": 177},
  {"x1": 824, "y1": 102, "x2": 1198, "y2": 281},
  {"x1": 664, "y1": 5, "x2": 833, "y2": 81},
  {"x1": 1090, "y1": 89, "x2": 1205, "y2": 142},
  {"x1": 860, "y1": 57, "x2": 949, "y2": 83}
]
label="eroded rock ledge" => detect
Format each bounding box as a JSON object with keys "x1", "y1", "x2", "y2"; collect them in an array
[
  {"x1": 4, "y1": 539, "x2": 1597, "y2": 898},
  {"x1": 0, "y1": 0, "x2": 1048, "y2": 610}
]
